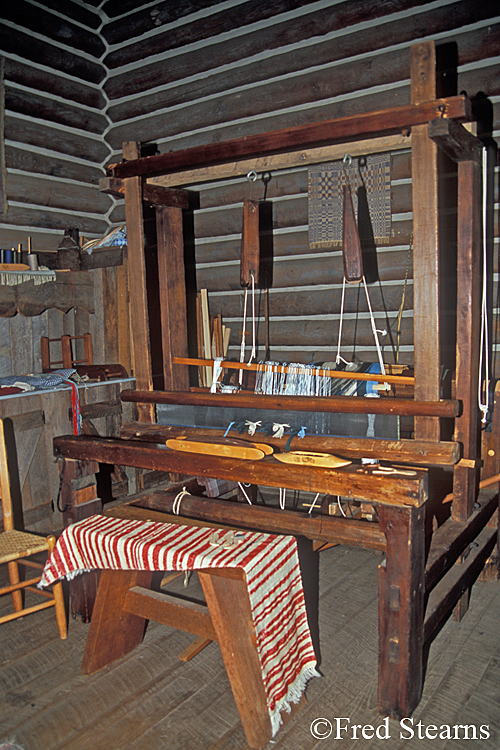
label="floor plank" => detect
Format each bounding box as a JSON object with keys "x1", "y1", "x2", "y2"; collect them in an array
[{"x1": 0, "y1": 544, "x2": 499, "y2": 749}]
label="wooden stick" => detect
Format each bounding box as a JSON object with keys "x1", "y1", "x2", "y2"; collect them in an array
[
  {"x1": 173, "y1": 356, "x2": 414, "y2": 386},
  {"x1": 121, "y1": 388, "x2": 459, "y2": 418}
]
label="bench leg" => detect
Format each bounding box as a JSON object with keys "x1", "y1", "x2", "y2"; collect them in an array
[
  {"x1": 82, "y1": 569, "x2": 152, "y2": 674},
  {"x1": 199, "y1": 569, "x2": 274, "y2": 750},
  {"x1": 378, "y1": 504, "x2": 425, "y2": 718}
]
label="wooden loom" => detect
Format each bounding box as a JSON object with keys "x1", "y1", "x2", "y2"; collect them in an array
[{"x1": 53, "y1": 42, "x2": 498, "y2": 749}]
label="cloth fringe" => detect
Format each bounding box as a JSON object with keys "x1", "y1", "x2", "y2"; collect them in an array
[{"x1": 271, "y1": 664, "x2": 321, "y2": 736}]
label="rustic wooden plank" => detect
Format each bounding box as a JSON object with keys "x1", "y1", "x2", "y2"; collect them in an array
[
  {"x1": 156, "y1": 206, "x2": 190, "y2": 391},
  {"x1": 81, "y1": 569, "x2": 152, "y2": 675},
  {"x1": 148, "y1": 135, "x2": 410, "y2": 190},
  {"x1": 452, "y1": 158, "x2": 482, "y2": 522},
  {"x1": 424, "y1": 525, "x2": 498, "y2": 642},
  {"x1": 110, "y1": 493, "x2": 386, "y2": 549},
  {"x1": 122, "y1": 142, "x2": 154, "y2": 423},
  {"x1": 100, "y1": 177, "x2": 190, "y2": 209},
  {"x1": 124, "y1": 587, "x2": 217, "y2": 641},
  {"x1": 410, "y1": 41, "x2": 441, "y2": 443},
  {"x1": 199, "y1": 568, "x2": 274, "y2": 749},
  {"x1": 9, "y1": 271, "x2": 95, "y2": 317},
  {"x1": 108, "y1": 96, "x2": 470, "y2": 180},
  {"x1": 120, "y1": 421, "x2": 459, "y2": 466},
  {"x1": 378, "y1": 504, "x2": 425, "y2": 718},
  {"x1": 424, "y1": 489, "x2": 498, "y2": 591},
  {"x1": 52, "y1": 433, "x2": 428, "y2": 507}
]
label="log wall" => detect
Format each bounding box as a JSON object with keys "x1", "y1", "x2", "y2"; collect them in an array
[{"x1": 0, "y1": 0, "x2": 498, "y2": 372}]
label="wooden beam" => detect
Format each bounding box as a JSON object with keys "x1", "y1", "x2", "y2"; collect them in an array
[
  {"x1": 100, "y1": 176, "x2": 190, "y2": 208},
  {"x1": 428, "y1": 118, "x2": 483, "y2": 163},
  {"x1": 120, "y1": 421, "x2": 460, "y2": 467},
  {"x1": 411, "y1": 41, "x2": 441, "y2": 442},
  {"x1": 148, "y1": 134, "x2": 410, "y2": 188},
  {"x1": 120, "y1": 388, "x2": 460, "y2": 418},
  {"x1": 378, "y1": 504, "x2": 425, "y2": 718},
  {"x1": 108, "y1": 96, "x2": 470, "y2": 180},
  {"x1": 452, "y1": 156, "x2": 482, "y2": 521},
  {"x1": 156, "y1": 206, "x2": 190, "y2": 390},
  {"x1": 52, "y1": 434, "x2": 428, "y2": 507},
  {"x1": 122, "y1": 141, "x2": 154, "y2": 422}
]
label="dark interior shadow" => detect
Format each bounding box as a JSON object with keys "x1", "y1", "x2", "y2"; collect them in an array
[{"x1": 297, "y1": 536, "x2": 322, "y2": 669}]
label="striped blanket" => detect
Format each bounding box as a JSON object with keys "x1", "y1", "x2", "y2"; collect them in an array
[{"x1": 40, "y1": 515, "x2": 319, "y2": 735}]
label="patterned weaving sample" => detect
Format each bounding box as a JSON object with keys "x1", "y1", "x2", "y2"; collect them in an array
[
  {"x1": 41, "y1": 514, "x2": 319, "y2": 735},
  {"x1": 308, "y1": 154, "x2": 391, "y2": 250}
]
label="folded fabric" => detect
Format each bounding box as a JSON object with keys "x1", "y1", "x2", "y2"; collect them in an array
[{"x1": 40, "y1": 514, "x2": 319, "y2": 735}]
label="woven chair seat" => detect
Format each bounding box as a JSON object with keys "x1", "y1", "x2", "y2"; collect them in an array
[{"x1": 0, "y1": 529, "x2": 49, "y2": 564}]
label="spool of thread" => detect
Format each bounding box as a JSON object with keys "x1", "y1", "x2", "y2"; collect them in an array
[
  {"x1": 4, "y1": 249, "x2": 14, "y2": 264},
  {"x1": 27, "y1": 253, "x2": 38, "y2": 271}
]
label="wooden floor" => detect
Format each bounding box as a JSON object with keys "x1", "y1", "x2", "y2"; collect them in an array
[{"x1": 1, "y1": 543, "x2": 499, "y2": 750}]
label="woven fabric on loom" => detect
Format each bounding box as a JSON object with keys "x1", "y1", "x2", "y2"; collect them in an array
[
  {"x1": 40, "y1": 514, "x2": 319, "y2": 735},
  {"x1": 308, "y1": 153, "x2": 391, "y2": 250}
]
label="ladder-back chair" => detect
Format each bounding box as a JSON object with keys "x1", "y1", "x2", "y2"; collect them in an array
[{"x1": 0, "y1": 418, "x2": 67, "y2": 636}]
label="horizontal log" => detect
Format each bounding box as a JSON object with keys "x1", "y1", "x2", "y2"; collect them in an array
[
  {"x1": 6, "y1": 173, "x2": 112, "y2": 215},
  {"x1": 36, "y1": 0, "x2": 102, "y2": 28},
  {"x1": 190, "y1": 185, "x2": 410, "y2": 240},
  {"x1": 5, "y1": 59, "x2": 105, "y2": 110},
  {"x1": 106, "y1": 19, "x2": 499, "y2": 129},
  {"x1": 120, "y1": 422, "x2": 460, "y2": 466},
  {"x1": 196, "y1": 250, "x2": 414, "y2": 291},
  {"x1": 5, "y1": 115, "x2": 111, "y2": 163},
  {"x1": 425, "y1": 488, "x2": 498, "y2": 591},
  {"x1": 204, "y1": 284, "x2": 413, "y2": 319},
  {"x1": 2, "y1": 2, "x2": 105, "y2": 57},
  {"x1": 99, "y1": 177, "x2": 190, "y2": 209},
  {"x1": 108, "y1": 96, "x2": 470, "y2": 180},
  {"x1": 103, "y1": 0, "x2": 321, "y2": 50},
  {"x1": 127, "y1": 488, "x2": 387, "y2": 549},
  {"x1": 0, "y1": 204, "x2": 109, "y2": 235},
  {"x1": 5, "y1": 145, "x2": 104, "y2": 185},
  {"x1": 53, "y1": 434, "x2": 428, "y2": 507},
  {"x1": 0, "y1": 25, "x2": 105, "y2": 84},
  {"x1": 120, "y1": 389, "x2": 460, "y2": 418},
  {"x1": 6, "y1": 87, "x2": 108, "y2": 135},
  {"x1": 103, "y1": 0, "x2": 495, "y2": 93},
  {"x1": 424, "y1": 525, "x2": 498, "y2": 642}
]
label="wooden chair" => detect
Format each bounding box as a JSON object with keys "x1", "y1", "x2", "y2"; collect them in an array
[
  {"x1": 41, "y1": 332, "x2": 93, "y2": 372},
  {"x1": 0, "y1": 418, "x2": 67, "y2": 636}
]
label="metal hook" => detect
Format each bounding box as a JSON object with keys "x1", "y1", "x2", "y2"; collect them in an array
[
  {"x1": 246, "y1": 170, "x2": 258, "y2": 182},
  {"x1": 438, "y1": 103, "x2": 446, "y2": 118},
  {"x1": 343, "y1": 154, "x2": 352, "y2": 165}
]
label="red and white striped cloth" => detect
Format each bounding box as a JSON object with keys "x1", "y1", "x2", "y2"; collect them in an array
[{"x1": 41, "y1": 515, "x2": 319, "y2": 735}]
